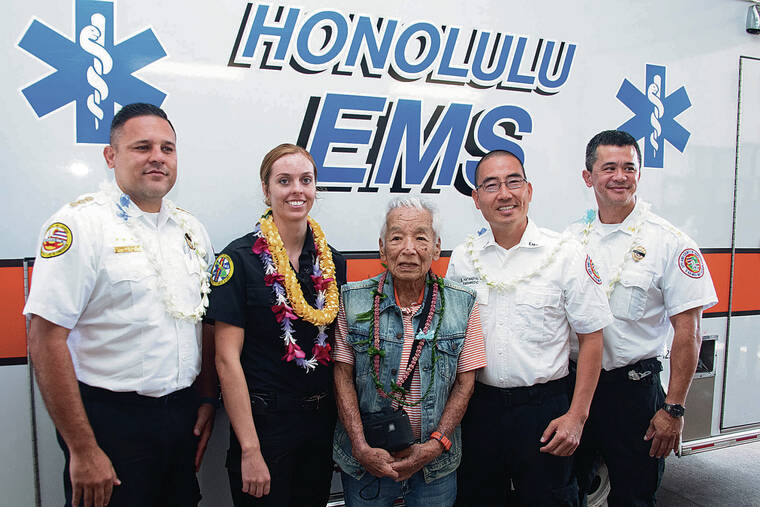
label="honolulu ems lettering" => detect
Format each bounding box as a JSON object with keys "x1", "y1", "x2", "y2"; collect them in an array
[
  {"x1": 297, "y1": 93, "x2": 532, "y2": 195},
  {"x1": 229, "y1": 3, "x2": 577, "y2": 94}
]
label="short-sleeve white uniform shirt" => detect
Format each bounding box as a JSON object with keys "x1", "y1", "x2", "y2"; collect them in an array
[
  {"x1": 447, "y1": 220, "x2": 613, "y2": 388},
  {"x1": 23, "y1": 182, "x2": 214, "y2": 397},
  {"x1": 566, "y1": 200, "x2": 718, "y2": 371}
]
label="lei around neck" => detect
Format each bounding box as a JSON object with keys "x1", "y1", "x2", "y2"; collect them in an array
[
  {"x1": 579, "y1": 201, "x2": 652, "y2": 297},
  {"x1": 99, "y1": 181, "x2": 211, "y2": 323},
  {"x1": 252, "y1": 210, "x2": 339, "y2": 371},
  {"x1": 354, "y1": 271, "x2": 444, "y2": 407}
]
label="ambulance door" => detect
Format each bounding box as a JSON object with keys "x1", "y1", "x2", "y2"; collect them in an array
[{"x1": 722, "y1": 56, "x2": 760, "y2": 430}]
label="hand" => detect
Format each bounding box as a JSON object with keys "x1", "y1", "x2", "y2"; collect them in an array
[
  {"x1": 69, "y1": 445, "x2": 121, "y2": 507},
  {"x1": 539, "y1": 412, "x2": 584, "y2": 456},
  {"x1": 354, "y1": 445, "x2": 399, "y2": 480},
  {"x1": 193, "y1": 403, "x2": 216, "y2": 471},
  {"x1": 644, "y1": 408, "x2": 683, "y2": 458},
  {"x1": 390, "y1": 442, "x2": 441, "y2": 481},
  {"x1": 240, "y1": 448, "x2": 271, "y2": 497}
]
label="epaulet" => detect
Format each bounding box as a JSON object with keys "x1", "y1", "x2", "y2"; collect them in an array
[
  {"x1": 68, "y1": 194, "x2": 97, "y2": 208},
  {"x1": 645, "y1": 212, "x2": 684, "y2": 239}
]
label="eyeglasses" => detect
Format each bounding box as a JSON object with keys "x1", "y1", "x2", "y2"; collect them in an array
[{"x1": 476, "y1": 177, "x2": 527, "y2": 193}]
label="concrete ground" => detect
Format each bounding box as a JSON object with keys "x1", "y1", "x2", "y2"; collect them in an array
[{"x1": 656, "y1": 441, "x2": 760, "y2": 506}]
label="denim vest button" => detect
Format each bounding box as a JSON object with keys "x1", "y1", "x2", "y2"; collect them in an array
[
  {"x1": 391, "y1": 369, "x2": 397, "y2": 375},
  {"x1": 396, "y1": 332, "x2": 403, "y2": 339}
]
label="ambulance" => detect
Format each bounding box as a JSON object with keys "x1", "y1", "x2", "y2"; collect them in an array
[{"x1": 2, "y1": 0, "x2": 759, "y2": 504}]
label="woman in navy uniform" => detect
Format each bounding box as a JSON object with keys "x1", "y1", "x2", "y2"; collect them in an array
[{"x1": 207, "y1": 144, "x2": 346, "y2": 506}]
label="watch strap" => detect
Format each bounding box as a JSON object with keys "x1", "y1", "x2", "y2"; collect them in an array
[{"x1": 430, "y1": 431, "x2": 452, "y2": 452}]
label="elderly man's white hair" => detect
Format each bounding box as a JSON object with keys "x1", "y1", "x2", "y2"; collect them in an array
[{"x1": 379, "y1": 196, "x2": 441, "y2": 242}]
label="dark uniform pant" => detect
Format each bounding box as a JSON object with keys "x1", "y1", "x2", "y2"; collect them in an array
[
  {"x1": 574, "y1": 358, "x2": 665, "y2": 507},
  {"x1": 456, "y1": 378, "x2": 579, "y2": 507},
  {"x1": 227, "y1": 391, "x2": 336, "y2": 507},
  {"x1": 58, "y1": 382, "x2": 201, "y2": 507}
]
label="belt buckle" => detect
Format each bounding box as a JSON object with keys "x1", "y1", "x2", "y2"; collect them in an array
[{"x1": 627, "y1": 369, "x2": 652, "y2": 381}]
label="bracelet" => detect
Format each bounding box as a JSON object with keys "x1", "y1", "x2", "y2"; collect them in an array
[{"x1": 430, "y1": 431, "x2": 452, "y2": 452}]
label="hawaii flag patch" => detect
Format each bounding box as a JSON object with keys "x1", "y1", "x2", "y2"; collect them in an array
[
  {"x1": 585, "y1": 255, "x2": 602, "y2": 285},
  {"x1": 678, "y1": 248, "x2": 704, "y2": 278},
  {"x1": 40, "y1": 222, "x2": 72, "y2": 258},
  {"x1": 210, "y1": 254, "x2": 234, "y2": 286}
]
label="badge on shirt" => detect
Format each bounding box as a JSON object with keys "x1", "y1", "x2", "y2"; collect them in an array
[
  {"x1": 210, "y1": 254, "x2": 234, "y2": 286},
  {"x1": 40, "y1": 222, "x2": 73, "y2": 258},
  {"x1": 585, "y1": 255, "x2": 602, "y2": 285},
  {"x1": 632, "y1": 245, "x2": 647, "y2": 262},
  {"x1": 678, "y1": 248, "x2": 704, "y2": 278}
]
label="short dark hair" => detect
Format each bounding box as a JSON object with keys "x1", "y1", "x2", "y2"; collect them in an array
[
  {"x1": 474, "y1": 149, "x2": 526, "y2": 186},
  {"x1": 110, "y1": 103, "x2": 175, "y2": 145},
  {"x1": 585, "y1": 130, "x2": 641, "y2": 172}
]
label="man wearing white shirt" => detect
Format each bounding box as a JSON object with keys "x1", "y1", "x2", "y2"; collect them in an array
[
  {"x1": 566, "y1": 130, "x2": 718, "y2": 506},
  {"x1": 447, "y1": 150, "x2": 612, "y2": 505},
  {"x1": 24, "y1": 103, "x2": 217, "y2": 507}
]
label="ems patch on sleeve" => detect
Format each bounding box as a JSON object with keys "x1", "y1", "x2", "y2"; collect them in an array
[
  {"x1": 678, "y1": 248, "x2": 704, "y2": 278},
  {"x1": 210, "y1": 254, "x2": 234, "y2": 286},
  {"x1": 40, "y1": 222, "x2": 73, "y2": 258},
  {"x1": 585, "y1": 255, "x2": 602, "y2": 285}
]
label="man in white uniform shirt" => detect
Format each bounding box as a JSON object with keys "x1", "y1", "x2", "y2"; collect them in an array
[
  {"x1": 447, "y1": 150, "x2": 613, "y2": 505},
  {"x1": 24, "y1": 103, "x2": 217, "y2": 507},
  {"x1": 566, "y1": 130, "x2": 717, "y2": 506}
]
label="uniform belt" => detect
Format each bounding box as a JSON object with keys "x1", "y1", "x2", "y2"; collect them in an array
[
  {"x1": 78, "y1": 382, "x2": 196, "y2": 406},
  {"x1": 599, "y1": 357, "x2": 663, "y2": 384},
  {"x1": 474, "y1": 376, "x2": 569, "y2": 406},
  {"x1": 249, "y1": 391, "x2": 331, "y2": 412}
]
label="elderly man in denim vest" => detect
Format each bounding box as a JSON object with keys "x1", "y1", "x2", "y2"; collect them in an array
[{"x1": 333, "y1": 197, "x2": 486, "y2": 506}]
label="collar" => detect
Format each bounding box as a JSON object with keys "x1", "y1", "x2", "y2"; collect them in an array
[
  {"x1": 593, "y1": 198, "x2": 648, "y2": 236},
  {"x1": 379, "y1": 272, "x2": 431, "y2": 317},
  {"x1": 99, "y1": 180, "x2": 172, "y2": 228},
  {"x1": 480, "y1": 218, "x2": 544, "y2": 251}
]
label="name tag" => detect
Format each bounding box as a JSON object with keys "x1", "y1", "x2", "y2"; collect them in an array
[
  {"x1": 457, "y1": 276, "x2": 489, "y2": 305},
  {"x1": 113, "y1": 245, "x2": 142, "y2": 254}
]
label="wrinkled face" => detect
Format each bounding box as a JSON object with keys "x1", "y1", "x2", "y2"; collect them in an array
[
  {"x1": 379, "y1": 207, "x2": 441, "y2": 283},
  {"x1": 104, "y1": 115, "x2": 177, "y2": 212},
  {"x1": 263, "y1": 153, "x2": 316, "y2": 223},
  {"x1": 583, "y1": 144, "x2": 640, "y2": 211},
  {"x1": 472, "y1": 154, "x2": 532, "y2": 230}
]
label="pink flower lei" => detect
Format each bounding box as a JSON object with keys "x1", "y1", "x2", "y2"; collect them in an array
[{"x1": 252, "y1": 221, "x2": 333, "y2": 372}]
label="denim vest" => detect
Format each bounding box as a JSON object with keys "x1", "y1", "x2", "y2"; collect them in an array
[{"x1": 333, "y1": 272, "x2": 476, "y2": 483}]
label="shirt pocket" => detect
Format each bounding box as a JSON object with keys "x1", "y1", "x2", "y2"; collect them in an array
[
  {"x1": 104, "y1": 255, "x2": 153, "y2": 322},
  {"x1": 513, "y1": 288, "x2": 563, "y2": 344},
  {"x1": 610, "y1": 270, "x2": 653, "y2": 321}
]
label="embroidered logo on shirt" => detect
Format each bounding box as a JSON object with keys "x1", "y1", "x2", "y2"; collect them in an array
[
  {"x1": 585, "y1": 255, "x2": 602, "y2": 285},
  {"x1": 678, "y1": 248, "x2": 704, "y2": 278},
  {"x1": 210, "y1": 254, "x2": 234, "y2": 286},
  {"x1": 40, "y1": 222, "x2": 73, "y2": 258}
]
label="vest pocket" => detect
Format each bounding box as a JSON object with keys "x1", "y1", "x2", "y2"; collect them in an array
[{"x1": 435, "y1": 336, "x2": 464, "y2": 381}]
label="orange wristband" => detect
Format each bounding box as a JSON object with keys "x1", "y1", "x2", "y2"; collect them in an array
[{"x1": 430, "y1": 431, "x2": 452, "y2": 452}]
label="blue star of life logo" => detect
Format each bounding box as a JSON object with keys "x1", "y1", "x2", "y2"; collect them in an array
[
  {"x1": 616, "y1": 64, "x2": 691, "y2": 168},
  {"x1": 18, "y1": 0, "x2": 167, "y2": 144}
]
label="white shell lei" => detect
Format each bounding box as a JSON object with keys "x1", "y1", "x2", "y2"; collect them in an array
[
  {"x1": 464, "y1": 231, "x2": 571, "y2": 291},
  {"x1": 100, "y1": 181, "x2": 211, "y2": 322},
  {"x1": 578, "y1": 201, "x2": 651, "y2": 298}
]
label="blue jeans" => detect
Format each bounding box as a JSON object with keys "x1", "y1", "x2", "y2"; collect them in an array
[{"x1": 341, "y1": 469, "x2": 456, "y2": 507}]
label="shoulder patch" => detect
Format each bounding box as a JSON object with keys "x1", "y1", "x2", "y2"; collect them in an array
[
  {"x1": 210, "y1": 254, "x2": 234, "y2": 286},
  {"x1": 40, "y1": 222, "x2": 73, "y2": 258},
  {"x1": 585, "y1": 255, "x2": 602, "y2": 285},
  {"x1": 678, "y1": 248, "x2": 704, "y2": 278}
]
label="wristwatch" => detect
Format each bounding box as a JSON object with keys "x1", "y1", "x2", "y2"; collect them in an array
[
  {"x1": 663, "y1": 403, "x2": 685, "y2": 418},
  {"x1": 430, "y1": 431, "x2": 452, "y2": 452}
]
